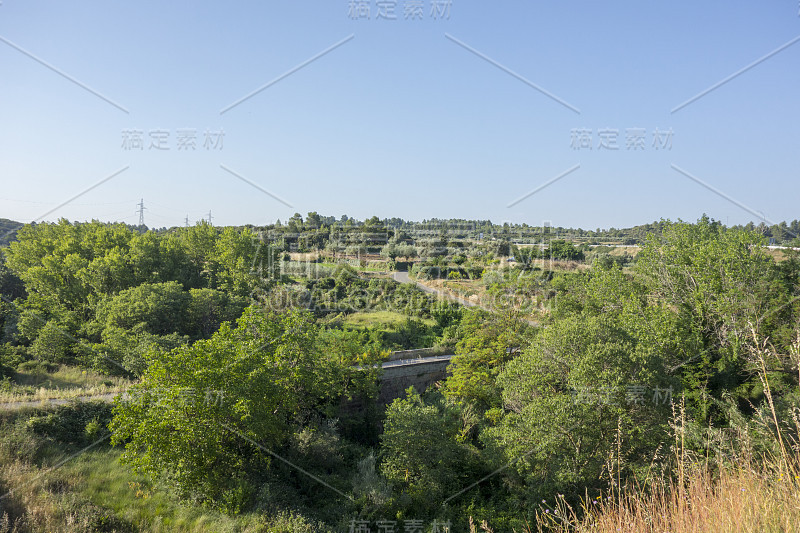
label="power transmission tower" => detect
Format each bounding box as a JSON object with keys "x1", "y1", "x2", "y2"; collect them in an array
[
  {"x1": 207, "y1": 210, "x2": 213, "y2": 225},
  {"x1": 136, "y1": 199, "x2": 146, "y2": 226},
  {"x1": 185, "y1": 215, "x2": 190, "y2": 227}
]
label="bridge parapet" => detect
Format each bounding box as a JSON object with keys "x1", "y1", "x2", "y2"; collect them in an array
[{"x1": 378, "y1": 355, "x2": 452, "y2": 405}]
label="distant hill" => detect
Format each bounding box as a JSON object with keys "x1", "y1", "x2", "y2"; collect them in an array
[{"x1": 0, "y1": 218, "x2": 23, "y2": 247}]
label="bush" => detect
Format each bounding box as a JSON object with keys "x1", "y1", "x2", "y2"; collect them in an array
[
  {"x1": 24, "y1": 401, "x2": 113, "y2": 446},
  {"x1": 0, "y1": 362, "x2": 12, "y2": 380},
  {"x1": 380, "y1": 389, "x2": 483, "y2": 515},
  {"x1": 29, "y1": 320, "x2": 75, "y2": 363},
  {"x1": 95, "y1": 281, "x2": 190, "y2": 336},
  {"x1": 0, "y1": 343, "x2": 30, "y2": 368},
  {"x1": 93, "y1": 328, "x2": 189, "y2": 377},
  {"x1": 0, "y1": 419, "x2": 47, "y2": 464},
  {"x1": 61, "y1": 500, "x2": 134, "y2": 533},
  {"x1": 414, "y1": 265, "x2": 467, "y2": 281},
  {"x1": 16, "y1": 360, "x2": 59, "y2": 374}
]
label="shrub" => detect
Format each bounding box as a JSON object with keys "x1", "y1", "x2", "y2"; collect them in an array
[
  {"x1": 0, "y1": 343, "x2": 30, "y2": 368},
  {"x1": 62, "y1": 500, "x2": 135, "y2": 533},
  {"x1": 0, "y1": 419, "x2": 47, "y2": 464},
  {"x1": 263, "y1": 511, "x2": 334, "y2": 533},
  {"x1": 24, "y1": 401, "x2": 113, "y2": 446},
  {"x1": 93, "y1": 328, "x2": 189, "y2": 377},
  {"x1": 415, "y1": 265, "x2": 467, "y2": 281},
  {"x1": 29, "y1": 320, "x2": 75, "y2": 363},
  {"x1": 16, "y1": 360, "x2": 59, "y2": 374},
  {"x1": 0, "y1": 362, "x2": 12, "y2": 380}
]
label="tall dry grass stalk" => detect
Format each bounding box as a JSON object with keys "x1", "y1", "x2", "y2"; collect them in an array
[
  {"x1": 535, "y1": 325, "x2": 800, "y2": 533},
  {"x1": 538, "y1": 459, "x2": 800, "y2": 533}
]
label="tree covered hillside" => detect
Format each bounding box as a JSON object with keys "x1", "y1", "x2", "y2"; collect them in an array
[{"x1": 0, "y1": 218, "x2": 22, "y2": 247}]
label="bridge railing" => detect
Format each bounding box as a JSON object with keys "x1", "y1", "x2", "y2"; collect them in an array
[{"x1": 386, "y1": 347, "x2": 453, "y2": 362}]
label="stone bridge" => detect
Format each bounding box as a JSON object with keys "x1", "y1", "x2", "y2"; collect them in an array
[{"x1": 377, "y1": 354, "x2": 452, "y2": 405}]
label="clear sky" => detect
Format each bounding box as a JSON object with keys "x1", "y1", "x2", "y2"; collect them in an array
[{"x1": 1, "y1": 1, "x2": 798, "y2": 229}]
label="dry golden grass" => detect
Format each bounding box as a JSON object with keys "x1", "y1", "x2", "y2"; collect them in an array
[
  {"x1": 0, "y1": 366, "x2": 130, "y2": 405},
  {"x1": 535, "y1": 460, "x2": 800, "y2": 533}
]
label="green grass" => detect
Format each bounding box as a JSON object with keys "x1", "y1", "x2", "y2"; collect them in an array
[
  {"x1": 69, "y1": 449, "x2": 265, "y2": 532},
  {"x1": 2, "y1": 446, "x2": 315, "y2": 532}
]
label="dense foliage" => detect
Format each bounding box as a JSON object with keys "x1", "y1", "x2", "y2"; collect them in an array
[
  {"x1": 2, "y1": 220, "x2": 278, "y2": 371},
  {"x1": 0, "y1": 216, "x2": 799, "y2": 531},
  {"x1": 110, "y1": 307, "x2": 382, "y2": 512}
]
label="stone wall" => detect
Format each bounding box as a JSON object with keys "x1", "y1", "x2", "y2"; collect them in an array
[
  {"x1": 377, "y1": 358, "x2": 451, "y2": 405},
  {"x1": 338, "y1": 356, "x2": 453, "y2": 416}
]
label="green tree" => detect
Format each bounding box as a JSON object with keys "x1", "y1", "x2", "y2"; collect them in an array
[
  {"x1": 380, "y1": 243, "x2": 398, "y2": 262},
  {"x1": 0, "y1": 251, "x2": 25, "y2": 343},
  {"x1": 95, "y1": 281, "x2": 190, "y2": 336},
  {"x1": 305, "y1": 211, "x2": 323, "y2": 230},
  {"x1": 186, "y1": 288, "x2": 248, "y2": 339},
  {"x1": 476, "y1": 259, "x2": 681, "y2": 501},
  {"x1": 0, "y1": 250, "x2": 26, "y2": 302},
  {"x1": 485, "y1": 312, "x2": 672, "y2": 499},
  {"x1": 510, "y1": 245, "x2": 537, "y2": 269},
  {"x1": 94, "y1": 326, "x2": 188, "y2": 376},
  {"x1": 395, "y1": 243, "x2": 417, "y2": 261},
  {"x1": 380, "y1": 389, "x2": 480, "y2": 513},
  {"x1": 287, "y1": 213, "x2": 304, "y2": 233},
  {"x1": 110, "y1": 307, "x2": 364, "y2": 511},
  {"x1": 29, "y1": 319, "x2": 74, "y2": 363},
  {"x1": 442, "y1": 308, "x2": 532, "y2": 417},
  {"x1": 546, "y1": 240, "x2": 584, "y2": 261},
  {"x1": 634, "y1": 217, "x2": 776, "y2": 423},
  {"x1": 181, "y1": 222, "x2": 221, "y2": 289}
]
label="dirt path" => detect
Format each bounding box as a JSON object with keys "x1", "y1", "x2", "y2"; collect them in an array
[{"x1": 392, "y1": 271, "x2": 480, "y2": 308}]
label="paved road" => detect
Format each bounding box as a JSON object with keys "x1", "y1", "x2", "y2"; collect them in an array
[
  {"x1": 381, "y1": 354, "x2": 452, "y2": 369},
  {"x1": 392, "y1": 271, "x2": 478, "y2": 308}
]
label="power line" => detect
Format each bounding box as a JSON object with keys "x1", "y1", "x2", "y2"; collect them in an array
[{"x1": 148, "y1": 200, "x2": 187, "y2": 213}]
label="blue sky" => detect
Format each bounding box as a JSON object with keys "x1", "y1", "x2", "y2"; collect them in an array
[{"x1": 0, "y1": 1, "x2": 798, "y2": 229}]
